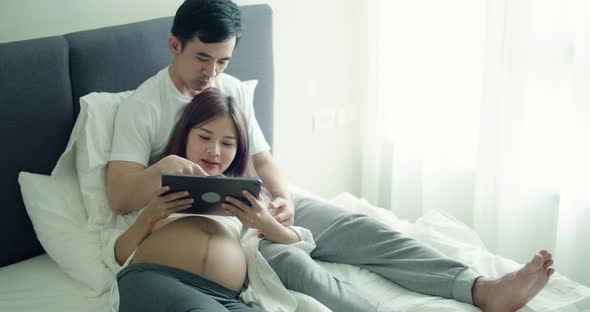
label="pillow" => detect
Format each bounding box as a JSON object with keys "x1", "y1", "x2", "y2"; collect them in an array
[
  {"x1": 18, "y1": 171, "x2": 112, "y2": 294},
  {"x1": 76, "y1": 91, "x2": 133, "y2": 227},
  {"x1": 16, "y1": 91, "x2": 131, "y2": 295}
]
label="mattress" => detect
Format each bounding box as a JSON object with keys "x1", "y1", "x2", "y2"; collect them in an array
[
  {"x1": 0, "y1": 254, "x2": 107, "y2": 312},
  {"x1": 1, "y1": 192, "x2": 590, "y2": 312}
]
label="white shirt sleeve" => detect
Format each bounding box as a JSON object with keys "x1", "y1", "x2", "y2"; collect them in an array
[{"x1": 109, "y1": 96, "x2": 155, "y2": 167}]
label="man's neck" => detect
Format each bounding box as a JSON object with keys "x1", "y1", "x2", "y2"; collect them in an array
[{"x1": 167, "y1": 65, "x2": 199, "y2": 97}]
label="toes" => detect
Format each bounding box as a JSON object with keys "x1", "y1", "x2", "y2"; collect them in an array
[
  {"x1": 526, "y1": 254, "x2": 545, "y2": 272},
  {"x1": 543, "y1": 259, "x2": 554, "y2": 270}
]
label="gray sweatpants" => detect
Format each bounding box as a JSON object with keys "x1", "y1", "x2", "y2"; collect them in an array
[
  {"x1": 117, "y1": 263, "x2": 261, "y2": 312},
  {"x1": 258, "y1": 194, "x2": 480, "y2": 312}
]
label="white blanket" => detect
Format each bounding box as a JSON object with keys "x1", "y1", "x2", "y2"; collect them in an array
[
  {"x1": 240, "y1": 227, "x2": 331, "y2": 312},
  {"x1": 318, "y1": 192, "x2": 590, "y2": 312}
]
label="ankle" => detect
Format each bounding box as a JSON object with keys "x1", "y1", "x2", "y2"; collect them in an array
[{"x1": 472, "y1": 277, "x2": 494, "y2": 310}]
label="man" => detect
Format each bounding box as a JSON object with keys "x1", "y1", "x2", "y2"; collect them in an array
[
  {"x1": 107, "y1": 0, "x2": 294, "y2": 226},
  {"x1": 106, "y1": 1, "x2": 554, "y2": 311}
]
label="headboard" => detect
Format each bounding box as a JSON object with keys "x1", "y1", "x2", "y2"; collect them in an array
[{"x1": 0, "y1": 4, "x2": 274, "y2": 267}]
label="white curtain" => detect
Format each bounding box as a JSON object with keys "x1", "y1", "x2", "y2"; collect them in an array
[{"x1": 363, "y1": 0, "x2": 590, "y2": 287}]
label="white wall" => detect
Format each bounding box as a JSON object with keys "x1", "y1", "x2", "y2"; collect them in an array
[
  {"x1": 0, "y1": 0, "x2": 367, "y2": 199},
  {"x1": 237, "y1": 0, "x2": 366, "y2": 198},
  {"x1": 0, "y1": 0, "x2": 184, "y2": 43}
]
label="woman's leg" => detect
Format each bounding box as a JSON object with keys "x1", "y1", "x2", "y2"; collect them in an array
[
  {"x1": 290, "y1": 194, "x2": 479, "y2": 305},
  {"x1": 117, "y1": 266, "x2": 228, "y2": 312},
  {"x1": 258, "y1": 240, "x2": 380, "y2": 312},
  {"x1": 117, "y1": 263, "x2": 262, "y2": 312}
]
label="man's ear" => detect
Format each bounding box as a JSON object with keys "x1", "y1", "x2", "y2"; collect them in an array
[{"x1": 168, "y1": 35, "x2": 182, "y2": 56}]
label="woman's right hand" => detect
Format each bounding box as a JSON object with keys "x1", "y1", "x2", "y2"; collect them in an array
[{"x1": 138, "y1": 186, "x2": 194, "y2": 229}]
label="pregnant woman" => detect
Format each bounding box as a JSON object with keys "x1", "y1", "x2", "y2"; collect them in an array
[{"x1": 113, "y1": 88, "x2": 300, "y2": 312}]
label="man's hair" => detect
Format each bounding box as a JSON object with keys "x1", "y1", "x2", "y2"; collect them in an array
[
  {"x1": 159, "y1": 88, "x2": 250, "y2": 177},
  {"x1": 171, "y1": 0, "x2": 242, "y2": 48}
]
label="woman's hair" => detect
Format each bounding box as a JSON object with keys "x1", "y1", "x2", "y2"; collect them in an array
[{"x1": 159, "y1": 87, "x2": 249, "y2": 177}]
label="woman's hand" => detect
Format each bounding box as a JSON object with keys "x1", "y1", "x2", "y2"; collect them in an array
[
  {"x1": 223, "y1": 190, "x2": 300, "y2": 244},
  {"x1": 138, "y1": 186, "x2": 194, "y2": 229},
  {"x1": 222, "y1": 190, "x2": 272, "y2": 230}
]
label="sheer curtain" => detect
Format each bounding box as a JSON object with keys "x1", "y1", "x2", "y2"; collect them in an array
[{"x1": 363, "y1": 0, "x2": 590, "y2": 286}]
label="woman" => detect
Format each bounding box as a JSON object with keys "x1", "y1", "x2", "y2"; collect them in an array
[{"x1": 113, "y1": 88, "x2": 300, "y2": 312}]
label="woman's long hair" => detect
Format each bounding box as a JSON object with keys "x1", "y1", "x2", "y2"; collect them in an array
[{"x1": 159, "y1": 87, "x2": 250, "y2": 177}]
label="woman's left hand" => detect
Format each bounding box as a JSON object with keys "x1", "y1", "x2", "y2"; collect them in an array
[{"x1": 223, "y1": 190, "x2": 273, "y2": 230}]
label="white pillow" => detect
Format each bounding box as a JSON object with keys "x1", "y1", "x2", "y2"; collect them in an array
[
  {"x1": 76, "y1": 91, "x2": 133, "y2": 227},
  {"x1": 18, "y1": 171, "x2": 112, "y2": 294},
  {"x1": 16, "y1": 91, "x2": 132, "y2": 295}
]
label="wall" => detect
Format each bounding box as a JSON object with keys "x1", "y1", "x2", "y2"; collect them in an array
[
  {"x1": 0, "y1": 0, "x2": 367, "y2": 199},
  {"x1": 237, "y1": 0, "x2": 366, "y2": 198}
]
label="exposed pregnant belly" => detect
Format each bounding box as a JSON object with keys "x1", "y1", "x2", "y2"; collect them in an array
[{"x1": 131, "y1": 216, "x2": 246, "y2": 291}]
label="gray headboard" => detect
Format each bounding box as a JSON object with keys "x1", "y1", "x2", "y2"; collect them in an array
[{"x1": 0, "y1": 4, "x2": 274, "y2": 267}]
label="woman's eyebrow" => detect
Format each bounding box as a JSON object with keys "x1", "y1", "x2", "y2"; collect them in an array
[{"x1": 196, "y1": 127, "x2": 236, "y2": 140}]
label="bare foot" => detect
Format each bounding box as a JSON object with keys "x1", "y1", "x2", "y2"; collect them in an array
[{"x1": 473, "y1": 250, "x2": 555, "y2": 312}]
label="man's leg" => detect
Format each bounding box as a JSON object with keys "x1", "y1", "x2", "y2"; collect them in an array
[
  {"x1": 258, "y1": 240, "x2": 381, "y2": 312},
  {"x1": 292, "y1": 194, "x2": 478, "y2": 304}
]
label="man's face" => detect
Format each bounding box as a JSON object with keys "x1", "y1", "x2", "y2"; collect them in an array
[{"x1": 169, "y1": 35, "x2": 236, "y2": 96}]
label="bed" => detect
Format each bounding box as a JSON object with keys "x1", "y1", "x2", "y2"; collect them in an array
[{"x1": 1, "y1": 4, "x2": 590, "y2": 312}]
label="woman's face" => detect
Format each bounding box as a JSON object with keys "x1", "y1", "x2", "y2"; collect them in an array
[{"x1": 185, "y1": 115, "x2": 238, "y2": 176}]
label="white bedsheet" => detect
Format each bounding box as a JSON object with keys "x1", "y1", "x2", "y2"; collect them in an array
[
  {"x1": 2, "y1": 191, "x2": 590, "y2": 312},
  {"x1": 0, "y1": 254, "x2": 107, "y2": 312}
]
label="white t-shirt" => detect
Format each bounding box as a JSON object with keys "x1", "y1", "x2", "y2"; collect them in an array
[{"x1": 110, "y1": 67, "x2": 270, "y2": 166}]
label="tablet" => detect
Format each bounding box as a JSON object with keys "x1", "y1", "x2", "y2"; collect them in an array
[{"x1": 161, "y1": 174, "x2": 262, "y2": 215}]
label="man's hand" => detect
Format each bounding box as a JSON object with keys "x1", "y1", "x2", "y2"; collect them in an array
[
  {"x1": 153, "y1": 155, "x2": 209, "y2": 176},
  {"x1": 268, "y1": 196, "x2": 295, "y2": 226},
  {"x1": 107, "y1": 155, "x2": 208, "y2": 214}
]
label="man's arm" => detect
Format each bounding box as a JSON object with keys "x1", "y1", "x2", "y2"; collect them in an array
[
  {"x1": 106, "y1": 156, "x2": 208, "y2": 214},
  {"x1": 106, "y1": 161, "x2": 160, "y2": 214},
  {"x1": 252, "y1": 151, "x2": 295, "y2": 226}
]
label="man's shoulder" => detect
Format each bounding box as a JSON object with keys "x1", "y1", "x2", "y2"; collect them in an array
[
  {"x1": 121, "y1": 69, "x2": 167, "y2": 109},
  {"x1": 214, "y1": 73, "x2": 242, "y2": 92}
]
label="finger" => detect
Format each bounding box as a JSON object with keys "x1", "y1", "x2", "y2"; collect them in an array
[
  {"x1": 223, "y1": 203, "x2": 245, "y2": 218},
  {"x1": 172, "y1": 204, "x2": 192, "y2": 213},
  {"x1": 155, "y1": 186, "x2": 170, "y2": 197},
  {"x1": 275, "y1": 212, "x2": 294, "y2": 226},
  {"x1": 242, "y1": 190, "x2": 261, "y2": 207},
  {"x1": 270, "y1": 197, "x2": 286, "y2": 209},
  {"x1": 274, "y1": 210, "x2": 290, "y2": 222},
  {"x1": 224, "y1": 196, "x2": 250, "y2": 213},
  {"x1": 163, "y1": 197, "x2": 194, "y2": 210},
  {"x1": 279, "y1": 218, "x2": 294, "y2": 227},
  {"x1": 547, "y1": 268, "x2": 555, "y2": 277},
  {"x1": 160, "y1": 190, "x2": 190, "y2": 203},
  {"x1": 192, "y1": 163, "x2": 209, "y2": 176}
]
